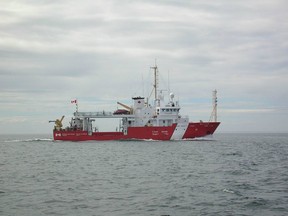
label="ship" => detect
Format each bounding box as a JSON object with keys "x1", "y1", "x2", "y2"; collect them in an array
[{"x1": 50, "y1": 64, "x2": 220, "y2": 141}]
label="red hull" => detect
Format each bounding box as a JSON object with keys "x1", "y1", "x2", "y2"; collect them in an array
[{"x1": 53, "y1": 122, "x2": 220, "y2": 141}]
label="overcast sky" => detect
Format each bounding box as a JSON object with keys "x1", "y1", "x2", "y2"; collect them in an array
[{"x1": 1, "y1": 0, "x2": 287, "y2": 134}]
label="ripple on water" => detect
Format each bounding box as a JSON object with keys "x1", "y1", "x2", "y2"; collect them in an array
[{"x1": 0, "y1": 133, "x2": 288, "y2": 216}]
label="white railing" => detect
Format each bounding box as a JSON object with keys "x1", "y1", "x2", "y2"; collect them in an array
[{"x1": 74, "y1": 111, "x2": 134, "y2": 118}]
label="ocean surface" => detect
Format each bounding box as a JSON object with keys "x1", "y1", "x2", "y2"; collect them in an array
[{"x1": 0, "y1": 133, "x2": 287, "y2": 216}]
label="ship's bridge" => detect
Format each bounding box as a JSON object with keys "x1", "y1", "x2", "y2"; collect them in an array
[{"x1": 157, "y1": 107, "x2": 180, "y2": 115}]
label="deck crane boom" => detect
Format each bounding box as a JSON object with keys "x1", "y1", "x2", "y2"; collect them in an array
[
  {"x1": 117, "y1": 102, "x2": 133, "y2": 114},
  {"x1": 49, "y1": 115, "x2": 65, "y2": 130}
]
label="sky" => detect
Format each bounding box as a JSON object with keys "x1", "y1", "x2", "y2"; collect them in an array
[{"x1": 0, "y1": 0, "x2": 288, "y2": 134}]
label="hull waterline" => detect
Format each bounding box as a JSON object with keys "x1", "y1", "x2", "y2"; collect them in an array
[{"x1": 53, "y1": 122, "x2": 220, "y2": 141}]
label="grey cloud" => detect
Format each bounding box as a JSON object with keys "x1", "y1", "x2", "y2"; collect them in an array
[{"x1": 0, "y1": 0, "x2": 288, "y2": 133}]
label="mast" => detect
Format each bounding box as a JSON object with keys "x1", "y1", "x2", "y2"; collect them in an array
[
  {"x1": 71, "y1": 99, "x2": 78, "y2": 112},
  {"x1": 150, "y1": 65, "x2": 158, "y2": 100},
  {"x1": 150, "y1": 63, "x2": 159, "y2": 106},
  {"x1": 209, "y1": 90, "x2": 218, "y2": 122}
]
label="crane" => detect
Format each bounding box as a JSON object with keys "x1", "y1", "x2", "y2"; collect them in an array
[
  {"x1": 49, "y1": 115, "x2": 65, "y2": 130},
  {"x1": 117, "y1": 102, "x2": 133, "y2": 114}
]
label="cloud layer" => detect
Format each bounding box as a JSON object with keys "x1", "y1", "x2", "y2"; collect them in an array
[{"x1": 1, "y1": 0, "x2": 288, "y2": 133}]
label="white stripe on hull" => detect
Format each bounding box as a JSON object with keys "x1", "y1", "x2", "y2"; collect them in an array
[{"x1": 170, "y1": 118, "x2": 189, "y2": 140}]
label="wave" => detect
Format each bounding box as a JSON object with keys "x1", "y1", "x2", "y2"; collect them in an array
[
  {"x1": 115, "y1": 136, "x2": 215, "y2": 142},
  {"x1": 118, "y1": 138, "x2": 160, "y2": 142},
  {"x1": 3, "y1": 138, "x2": 53, "y2": 143},
  {"x1": 182, "y1": 136, "x2": 216, "y2": 141},
  {"x1": 24, "y1": 138, "x2": 53, "y2": 142},
  {"x1": 223, "y1": 188, "x2": 235, "y2": 194}
]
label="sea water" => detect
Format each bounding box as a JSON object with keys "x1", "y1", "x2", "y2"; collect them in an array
[{"x1": 0, "y1": 133, "x2": 287, "y2": 216}]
